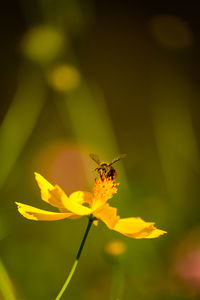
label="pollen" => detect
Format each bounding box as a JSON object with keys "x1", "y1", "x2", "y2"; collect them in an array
[{"x1": 93, "y1": 178, "x2": 119, "y2": 202}]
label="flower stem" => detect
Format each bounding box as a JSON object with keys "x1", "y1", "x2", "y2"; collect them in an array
[
  {"x1": 110, "y1": 261, "x2": 125, "y2": 300},
  {"x1": 55, "y1": 217, "x2": 93, "y2": 300}
]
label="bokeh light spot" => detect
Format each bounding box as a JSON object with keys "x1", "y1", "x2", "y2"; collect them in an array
[
  {"x1": 22, "y1": 26, "x2": 65, "y2": 64},
  {"x1": 32, "y1": 142, "x2": 88, "y2": 194},
  {"x1": 47, "y1": 64, "x2": 81, "y2": 92},
  {"x1": 104, "y1": 240, "x2": 126, "y2": 256},
  {"x1": 150, "y1": 14, "x2": 194, "y2": 49},
  {"x1": 173, "y1": 228, "x2": 200, "y2": 292}
]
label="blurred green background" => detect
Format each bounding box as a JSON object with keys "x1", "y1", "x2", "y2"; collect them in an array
[{"x1": 0, "y1": 0, "x2": 200, "y2": 299}]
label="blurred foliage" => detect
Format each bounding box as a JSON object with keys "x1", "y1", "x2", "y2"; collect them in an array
[
  {"x1": 0, "y1": 260, "x2": 16, "y2": 300},
  {"x1": 0, "y1": 0, "x2": 200, "y2": 299}
]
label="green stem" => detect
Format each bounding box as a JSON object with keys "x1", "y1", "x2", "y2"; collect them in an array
[
  {"x1": 110, "y1": 261, "x2": 125, "y2": 300},
  {"x1": 55, "y1": 217, "x2": 93, "y2": 300}
]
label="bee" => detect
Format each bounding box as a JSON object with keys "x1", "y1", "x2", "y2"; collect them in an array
[{"x1": 89, "y1": 153, "x2": 126, "y2": 180}]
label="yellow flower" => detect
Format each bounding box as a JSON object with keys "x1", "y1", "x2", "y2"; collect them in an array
[{"x1": 16, "y1": 173, "x2": 166, "y2": 239}]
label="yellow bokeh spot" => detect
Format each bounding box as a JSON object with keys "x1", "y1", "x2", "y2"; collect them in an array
[
  {"x1": 22, "y1": 26, "x2": 65, "y2": 64},
  {"x1": 104, "y1": 240, "x2": 126, "y2": 256},
  {"x1": 48, "y1": 64, "x2": 81, "y2": 92},
  {"x1": 150, "y1": 14, "x2": 194, "y2": 49}
]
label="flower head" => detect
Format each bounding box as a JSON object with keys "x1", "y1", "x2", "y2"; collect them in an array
[{"x1": 16, "y1": 173, "x2": 166, "y2": 239}]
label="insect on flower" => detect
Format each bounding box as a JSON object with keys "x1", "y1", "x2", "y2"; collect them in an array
[
  {"x1": 15, "y1": 172, "x2": 166, "y2": 238},
  {"x1": 15, "y1": 154, "x2": 166, "y2": 300},
  {"x1": 89, "y1": 153, "x2": 126, "y2": 180}
]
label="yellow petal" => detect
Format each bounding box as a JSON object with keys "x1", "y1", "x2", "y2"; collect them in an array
[
  {"x1": 57, "y1": 191, "x2": 93, "y2": 214},
  {"x1": 34, "y1": 172, "x2": 54, "y2": 202},
  {"x1": 62, "y1": 193, "x2": 93, "y2": 216},
  {"x1": 94, "y1": 204, "x2": 119, "y2": 229},
  {"x1": 48, "y1": 185, "x2": 69, "y2": 208},
  {"x1": 35, "y1": 173, "x2": 69, "y2": 209},
  {"x1": 142, "y1": 228, "x2": 167, "y2": 239},
  {"x1": 69, "y1": 191, "x2": 93, "y2": 205},
  {"x1": 15, "y1": 202, "x2": 77, "y2": 221},
  {"x1": 113, "y1": 217, "x2": 167, "y2": 239},
  {"x1": 38, "y1": 177, "x2": 93, "y2": 216}
]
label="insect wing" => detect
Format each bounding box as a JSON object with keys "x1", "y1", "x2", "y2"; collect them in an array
[
  {"x1": 89, "y1": 153, "x2": 101, "y2": 165},
  {"x1": 110, "y1": 153, "x2": 127, "y2": 165}
]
